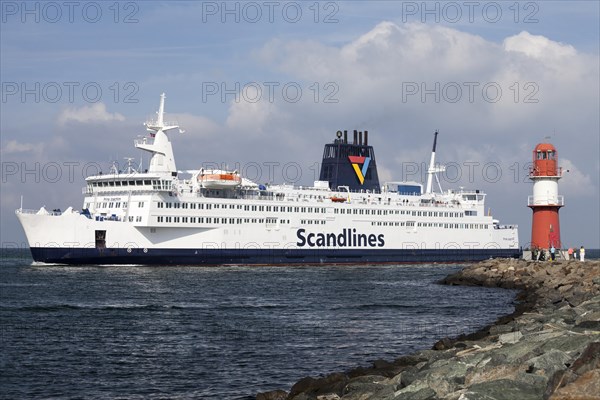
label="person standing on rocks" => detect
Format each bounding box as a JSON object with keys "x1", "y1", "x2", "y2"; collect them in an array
[
  {"x1": 550, "y1": 245, "x2": 556, "y2": 261},
  {"x1": 568, "y1": 247, "x2": 573, "y2": 260},
  {"x1": 580, "y1": 246, "x2": 585, "y2": 262}
]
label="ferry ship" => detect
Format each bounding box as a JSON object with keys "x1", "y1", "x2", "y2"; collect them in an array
[{"x1": 16, "y1": 94, "x2": 519, "y2": 265}]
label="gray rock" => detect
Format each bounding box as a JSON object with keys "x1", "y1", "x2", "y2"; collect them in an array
[
  {"x1": 317, "y1": 395, "x2": 341, "y2": 400},
  {"x1": 574, "y1": 320, "x2": 600, "y2": 330},
  {"x1": 489, "y1": 324, "x2": 515, "y2": 335},
  {"x1": 289, "y1": 394, "x2": 314, "y2": 400},
  {"x1": 498, "y1": 331, "x2": 523, "y2": 344},
  {"x1": 398, "y1": 366, "x2": 420, "y2": 388},
  {"x1": 256, "y1": 389, "x2": 288, "y2": 400},
  {"x1": 340, "y1": 383, "x2": 395, "y2": 400},
  {"x1": 525, "y1": 349, "x2": 572, "y2": 377},
  {"x1": 514, "y1": 372, "x2": 548, "y2": 389},
  {"x1": 463, "y1": 379, "x2": 542, "y2": 400},
  {"x1": 539, "y1": 333, "x2": 595, "y2": 354},
  {"x1": 400, "y1": 387, "x2": 437, "y2": 400}
]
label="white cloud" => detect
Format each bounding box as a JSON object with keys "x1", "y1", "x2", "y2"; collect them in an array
[
  {"x1": 503, "y1": 31, "x2": 577, "y2": 60},
  {"x1": 559, "y1": 158, "x2": 596, "y2": 196},
  {"x1": 57, "y1": 103, "x2": 125, "y2": 126},
  {"x1": 225, "y1": 99, "x2": 277, "y2": 136},
  {"x1": 1, "y1": 140, "x2": 44, "y2": 155}
]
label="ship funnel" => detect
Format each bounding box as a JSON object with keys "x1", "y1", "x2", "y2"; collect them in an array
[{"x1": 318, "y1": 130, "x2": 380, "y2": 191}]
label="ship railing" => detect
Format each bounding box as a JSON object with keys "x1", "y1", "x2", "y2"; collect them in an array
[
  {"x1": 527, "y1": 195, "x2": 564, "y2": 206},
  {"x1": 16, "y1": 209, "x2": 39, "y2": 215},
  {"x1": 134, "y1": 137, "x2": 155, "y2": 146},
  {"x1": 16, "y1": 208, "x2": 62, "y2": 216}
]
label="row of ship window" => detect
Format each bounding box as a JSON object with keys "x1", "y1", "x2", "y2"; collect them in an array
[
  {"x1": 335, "y1": 209, "x2": 468, "y2": 217},
  {"x1": 90, "y1": 200, "x2": 476, "y2": 222},
  {"x1": 370, "y1": 221, "x2": 489, "y2": 229},
  {"x1": 156, "y1": 216, "x2": 291, "y2": 225},
  {"x1": 156, "y1": 201, "x2": 471, "y2": 218},
  {"x1": 89, "y1": 180, "x2": 171, "y2": 189},
  {"x1": 157, "y1": 201, "x2": 328, "y2": 213},
  {"x1": 86, "y1": 202, "x2": 145, "y2": 209}
]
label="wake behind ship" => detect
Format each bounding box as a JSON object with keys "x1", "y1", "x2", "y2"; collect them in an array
[{"x1": 16, "y1": 94, "x2": 519, "y2": 265}]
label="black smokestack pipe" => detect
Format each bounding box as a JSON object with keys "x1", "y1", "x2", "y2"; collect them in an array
[
  {"x1": 365, "y1": 130, "x2": 368, "y2": 146},
  {"x1": 344, "y1": 130, "x2": 348, "y2": 144},
  {"x1": 432, "y1": 130, "x2": 439, "y2": 152},
  {"x1": 353, "y1": 130, "x2": 357, "y2": 144},
  {"x1": 359, "y1": 131, "x2": 363, "y2": 145}
]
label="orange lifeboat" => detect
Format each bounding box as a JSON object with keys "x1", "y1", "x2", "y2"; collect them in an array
[
  {"x1": 330, "y1": 196, "x2": 346, "y2": 203},
  {"x1": 199, "y1": 172, "x2": 242, "y2": 189}
]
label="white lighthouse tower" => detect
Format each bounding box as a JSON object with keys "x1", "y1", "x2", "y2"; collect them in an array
[{"x1": 528, "y1": 142, "x2": 564, "y2": 249}]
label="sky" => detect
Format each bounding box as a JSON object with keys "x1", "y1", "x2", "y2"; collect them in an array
[{"x1": 1, "y1": 1, "x2": 599, "y2": 249}]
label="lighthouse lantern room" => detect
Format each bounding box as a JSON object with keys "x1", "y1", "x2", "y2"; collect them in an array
[{"x1": 528, "y1": 142, "x2": 564, "y2": 249}]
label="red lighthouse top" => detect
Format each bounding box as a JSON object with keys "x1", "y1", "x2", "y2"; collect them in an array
[{"x1": 531, "y1": 142, "x2": 560, "y2": 177}]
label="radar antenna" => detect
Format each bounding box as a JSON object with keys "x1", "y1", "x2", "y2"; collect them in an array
[
  {"x1": 124, "y1": 157, "x2": 137, "y2": 174},
  {"x1": 143, "y1": 93, "x2": 183, "y2": 136}
]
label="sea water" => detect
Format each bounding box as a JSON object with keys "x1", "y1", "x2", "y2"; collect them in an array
[{"x1": 1, "y1": 249, "x2": 523, "y2": 399}]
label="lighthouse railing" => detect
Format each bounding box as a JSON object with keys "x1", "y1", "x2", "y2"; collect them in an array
[
  {"x1": 529, "y1": 166, "x2": 563, "y2": 177},
  {"x1": 527, "y1": 195, "x2": 565, "y2": 206}
]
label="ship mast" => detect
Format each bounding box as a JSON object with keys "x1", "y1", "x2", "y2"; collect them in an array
[
  {"x1": 135, "y1": 93, "x2": 182, "y2": 175},
  {"x1": 425, "y1": 131, "x2": 445, "y2": 194}
]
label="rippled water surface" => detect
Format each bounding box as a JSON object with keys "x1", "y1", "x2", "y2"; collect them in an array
[{"x1": 1, "y1": 249, "x2": 519, "y2": 399}]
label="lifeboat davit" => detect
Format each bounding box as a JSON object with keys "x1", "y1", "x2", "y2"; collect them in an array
[{"x1": 199, "y1": 172, "x2": 242, "y2": 189}]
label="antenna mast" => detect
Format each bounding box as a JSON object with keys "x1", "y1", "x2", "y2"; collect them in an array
[{"x1": 425, "y1": 131, "x2": 445, "y2": 194}]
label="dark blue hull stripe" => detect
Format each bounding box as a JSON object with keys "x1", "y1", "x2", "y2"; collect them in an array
[{"x1": 30, "y1": 247, "x2": 521, "y2": 265}]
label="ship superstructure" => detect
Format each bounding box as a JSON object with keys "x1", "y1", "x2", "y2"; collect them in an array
[{"x1": 16, "y1": 94, "x2": 519, "y2": 264}]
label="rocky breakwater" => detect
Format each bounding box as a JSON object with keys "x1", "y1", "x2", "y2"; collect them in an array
[{"x1": 257, "y1": 259, "x2": 600, "y2": 400}]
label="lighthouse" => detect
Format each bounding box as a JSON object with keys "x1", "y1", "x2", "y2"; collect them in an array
[{"x1": 528, "y1": 142, "x2": 564, "y2": 249}]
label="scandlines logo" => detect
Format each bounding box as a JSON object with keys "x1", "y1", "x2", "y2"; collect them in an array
[
  {"x1": 348, "y1": 156, "x2": 370, "y2": 184},
  {"x1": 296, "y1": 228, "x2": 385, "y2": 248}
]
